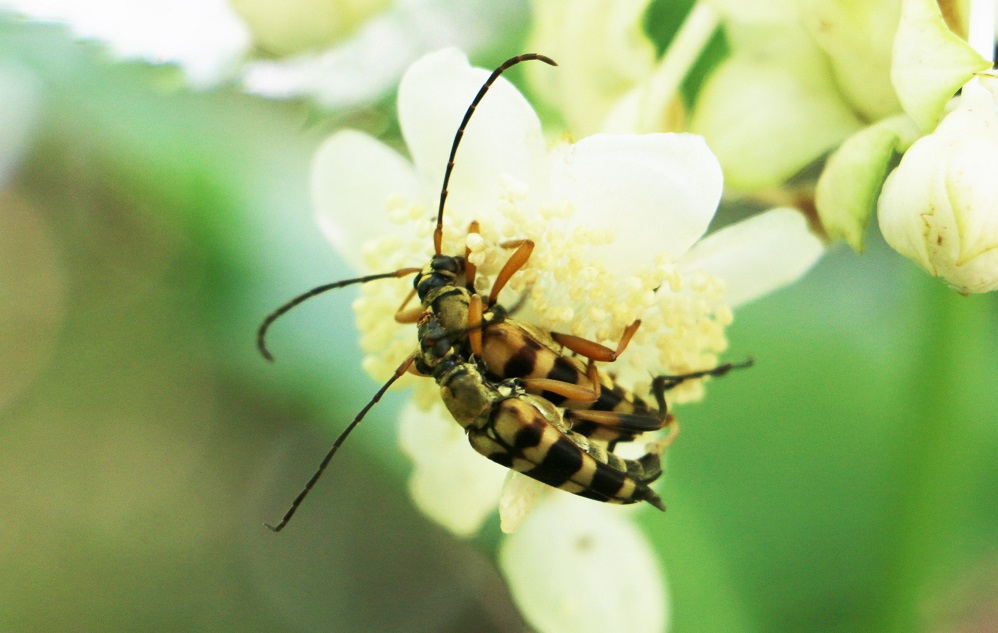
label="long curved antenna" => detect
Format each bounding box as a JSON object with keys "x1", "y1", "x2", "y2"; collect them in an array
[
  {"x1": 257, "y1": 268, "x2": 420, "y2": 361},
  {"x1": 266, "y1": 352, "x2": 417, "y2": 532},
  {"x1": 433, "y1": 53, "x2": 558, "y2": 255}
]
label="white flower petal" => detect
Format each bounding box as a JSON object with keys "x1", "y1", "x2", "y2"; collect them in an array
[
  {"x1": 549, "y1": 133, "x2": 723, "y2": 271},
  {"x1": 499, "y1": 494, "x2": 668, "y2": 633},
  {"x1": 311, "y1": 129, "x2": 421, "y2": 272},
  {"x1": 397, "y1": 48, "x2": 549, "y2": 218},
  {"x1": 800, "y1": 0, "x2": 902, "y2": 121},
  {"x1": 679, "y1": 208, "x2": 825, "y2": 307},
  {"x1": 398, "y1": 401, "x2": 507, "y2": 537},
  {"x1": 243, "y1": 49, "x2": 405, "y2": 108}
]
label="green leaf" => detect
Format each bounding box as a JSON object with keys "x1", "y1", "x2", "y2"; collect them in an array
[{"x1": 815, "y1": 114, "x2": 920, "y2": 252}]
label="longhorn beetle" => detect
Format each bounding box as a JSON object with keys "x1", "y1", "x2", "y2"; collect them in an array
[{"x1": 258, "y1": 53, "x2": 750, "y2": 531}]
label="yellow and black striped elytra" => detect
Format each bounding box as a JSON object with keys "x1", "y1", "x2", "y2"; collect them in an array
[
  {"x1": 431, "y1": 349, "x2": 665, "y2": 510},
  {"x1": 258, "y1": 53, "x2": 748, "y2": 531},
  {"x1": 469, "y1": 394, "x2": 664, "y2": 509}
]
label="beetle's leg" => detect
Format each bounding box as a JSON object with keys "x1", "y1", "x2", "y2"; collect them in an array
[
  {"x1": 394, "y1": 287, "x2": 424, "y2": 323},
  {"x1": 518, "y1": 317, "x2": 642, "y2": 403},
  {"x1": 520, "y1": 359, "x2": 602, "y2": 402},
  {"x1": 651, "y1": 358, "x2": 754, "y2": 414},
  {"x1": 468, "y1": 293, "x2": 484, "y2": 358},
  {"x1": 563, "y1": 408, "x2": 674, "y2": 447},
  {"x1": 550, "y1": 319, "x2": 641, "y2": 363},
  {"x1": 487, "y1": 239, "x2": 534, "y2": 306}
]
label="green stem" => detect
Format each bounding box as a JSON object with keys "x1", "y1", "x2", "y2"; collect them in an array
[
  {"x1": 637, "y1": 2, "x2": 720, "y2": 132},
  {"x1": 873, "y1": 279, "x2": 990, "y2": 633}
]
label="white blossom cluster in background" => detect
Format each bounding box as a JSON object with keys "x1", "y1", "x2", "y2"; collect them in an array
[{"x1": 526, "y1": 0, "x2": 998, "y2": 294}]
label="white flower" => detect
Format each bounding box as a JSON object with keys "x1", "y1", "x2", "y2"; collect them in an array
[
  {"x1": 878, "y1": 76, "x2": 998, "y2": 294},
  {"x1": 311, "y1": 47, "x2": 822, "y2": 633}
]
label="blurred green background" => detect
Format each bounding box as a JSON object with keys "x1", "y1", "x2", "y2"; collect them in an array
[{"x1": 1, "y1": 7, "x2": 996, "y2": 633}]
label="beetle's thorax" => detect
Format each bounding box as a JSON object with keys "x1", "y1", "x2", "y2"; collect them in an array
[{"x1": 436, "y1": 362, "x2": 511, "y2": 429}]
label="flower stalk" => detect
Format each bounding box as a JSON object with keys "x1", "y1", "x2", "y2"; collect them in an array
[{"x1": 633, "y1": 2, "x2": 721, "y2": 133}]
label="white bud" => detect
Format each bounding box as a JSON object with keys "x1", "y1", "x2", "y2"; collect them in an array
[{"x1": 878, "y1": 77, "x2": 998, "y2": 293}]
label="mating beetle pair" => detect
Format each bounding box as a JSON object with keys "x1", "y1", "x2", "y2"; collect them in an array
[{"x1": 259, "y1": 54, "x2": 749, "y2": 531}]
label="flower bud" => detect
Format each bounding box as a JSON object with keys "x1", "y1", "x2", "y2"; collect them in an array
[{"x1": 878, "y1": 77, "x2": 998, "y2": 293}]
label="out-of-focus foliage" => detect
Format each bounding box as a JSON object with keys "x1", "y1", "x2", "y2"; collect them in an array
[{"x1": 1, "y1": 4, "x2": 996, "y2": 633}]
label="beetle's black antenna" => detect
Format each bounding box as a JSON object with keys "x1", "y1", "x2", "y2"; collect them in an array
[
  {"x1": 433, "y1": 53, "x2": 557, "y2": 255},
  {"x1": 266, "y1": 353, "x2": 417, "y2": 532},
  {"x1": 257, "y1": 268, "x2": 420, "y2": 361}
]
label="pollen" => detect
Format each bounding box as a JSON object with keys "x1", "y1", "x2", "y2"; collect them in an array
[{"x1": 354, "y1": 178, "x2": 732, "y2": 407}]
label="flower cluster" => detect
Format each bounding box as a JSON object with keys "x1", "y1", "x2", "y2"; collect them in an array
[{"x1": 526, "y1": 0, "x2": 998, "y2": 294}]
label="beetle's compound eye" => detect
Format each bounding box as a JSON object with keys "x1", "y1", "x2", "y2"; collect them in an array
[{"x1": 431, "y1": 255, "x2": 462, "y2": 275}]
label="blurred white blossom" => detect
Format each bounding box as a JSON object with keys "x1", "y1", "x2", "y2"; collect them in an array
[
  {"x1": 524, "y1": 0, "x2": 659, "y2": 135},
  {"x1": 0, "y1": 0, "x2": 252, "y2": 87},
  {"x1": 0, "y1": 0, "x2": 525, "y2": 106},
  {"x1": 240, "y1": 0, "x2": 529, "y2": 108}
]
